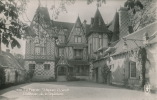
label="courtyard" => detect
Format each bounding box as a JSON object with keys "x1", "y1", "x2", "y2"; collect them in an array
[{"x1": 0, "y1": 81, "x2": 156, "y2": 100}]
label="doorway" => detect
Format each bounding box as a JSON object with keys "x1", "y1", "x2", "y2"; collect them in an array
[{"x1": 57, "y1": 66, "x2": 67, "y2": 81}]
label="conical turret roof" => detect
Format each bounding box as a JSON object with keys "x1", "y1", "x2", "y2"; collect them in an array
[
  {"x1": 109, "y1": 12, "x2": 120, "y2": 42},
  {"x1": 89, "y1": 8, "x2": 108, "y2": 33}
]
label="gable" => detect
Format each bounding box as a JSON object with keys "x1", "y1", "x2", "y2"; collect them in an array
[
  {"x1": 29, "y1": 6, "x2": 56, "y2": 38},
  {"x1": 67, "y1": 17, "x2": 87, "y2": 44},
  {"x1": 56, "y1": 56, "x2": 69, "y2": 66}
]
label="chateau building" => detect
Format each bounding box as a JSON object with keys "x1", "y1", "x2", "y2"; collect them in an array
[
  {"x1": 54, "y1": 16, "x2": 89, "y2": 81},
  {"x1": 24, "y1": 7, "x2": 57, "y2": 81},
  {"x1": 92, "y1": 6, "x2": 157, "y2": 90},
  {"x1": 25, "y1": 5, "x2": 156, "y2": 86},
  {"x1": 24, "y1": 5, "x2": 111, "y2": 81}
]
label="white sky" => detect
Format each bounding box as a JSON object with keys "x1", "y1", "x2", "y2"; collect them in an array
[{"x1": 2, "y1": 0, "x2": 125, "y2": 55}]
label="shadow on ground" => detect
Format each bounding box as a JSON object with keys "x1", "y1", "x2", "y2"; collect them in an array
[
  {"x1": 0, "y1": 96, "x2": 18, "y2": 100},
  {"x1": 0, "y1": 83, "x2": 31, "y2": 95}
]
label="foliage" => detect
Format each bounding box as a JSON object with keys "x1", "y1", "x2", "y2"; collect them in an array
[
  {"x1": 124, "y1": 0, "x2": 143, "y2": 14},
  {"x1": 26, "y1": 69, "x2": 34, "y2": 81},
  {"x1": 0, "y1": 0, "x2": 28, "y2": 49},
  {"x1": 0, "y1": 67, "x2": 5, "y2": 86},
  {"x1": 138, "y1": 47, "x2": 147, "y2": 88},
  {"x1": 50, "y1": 0, "x2": 106, "y2": 19},
  {"x1": 101, "y1": 64, "x2": 110, "y2": 83},
  {"x1": 125, "y1": 0, "x2": 156, "y2": 31}
]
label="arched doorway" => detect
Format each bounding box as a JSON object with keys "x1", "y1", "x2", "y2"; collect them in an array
[{"x1": 57, "y1": 66, "x2": 68, "y2": 81}]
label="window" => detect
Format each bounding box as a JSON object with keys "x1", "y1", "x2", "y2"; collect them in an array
[
  {"x1": 44, "y1": 64, "x2": 50, "y2": 70},
  {"x1": 99, "y1": 35, "x2": 102, "y2": 48},
  {"x1": 93, "y1": 37, "x2": 98, "y2": 51},
  {"x1": 76, "y1": 66, "x2": 80, "y2": 73},
  {"x1": 74, "y1": 49, "x2": 83, "y2": 60},
  {"x1": 35, "y1": 47, "x2": 40, "y2": 55},
  {"x1": 90, "y1": 43, "x2": 92, "y2": 54},
  {"x1": 59, "y1": 48, "x2": 64, "y2": 56},
  {"x1": 130, "y1": 61, "x2": 136, "y2": 78},
  {"x1": 29, "y1": 64, "x2": 35, "y2": 70},
  {"x1": 75, "y1": 36, "x2": 77, "y2": 43},
  {"x1": 78, "y1": 37, "x2": 81, "y2": 43},
  {"x1": 75, "y1": 36, "x2": 82, "y2": 43},
  {"x1": 41, "y1": 47, "x2": 45, "y2": 55}
]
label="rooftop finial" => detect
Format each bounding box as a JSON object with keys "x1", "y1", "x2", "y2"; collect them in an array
[
  {"x1": 45, "y1": 0, "x2": 47, "y2": 7},
  {"x1": 38, "y1": 0, "x2": 41, "y2": 7}
]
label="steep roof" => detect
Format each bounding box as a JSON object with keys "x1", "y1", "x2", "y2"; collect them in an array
[
  {"x1": 56, "y1": 56, "x2": 69, "y2": 66},
  {"x1": 108, "y1": 12, "x2": 120, "y2": 42},
  {"x1": 52, "y1": 19, "x2": 90, "y2": 43},
  {"x1": 52, "y1": 21, "x2": 74, "y2": 39},
  {"x1": 111, "y1": 22, "x2": 157, "y2": 56},
  {"x1": 0, "y1": 51, "x2": 25, "y2": 70},
  {"x1": 88, "y1": 9, "x2": 109, "y2": 35},
  {"x1": 31, "y1": 6, "x2": 51, "y2": 26},
  {"x1": 0, "y1": 55, "x2": 8, "y2": 67},
  {"x1": 67, "y1": 16, "x2": 83, "y2": 41},
  {"x1": 28, "y1": 6, "x2": 56, "y2": 37}
]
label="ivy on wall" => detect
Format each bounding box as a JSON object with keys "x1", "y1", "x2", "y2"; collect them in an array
[
  {"x1": 101, "y1": 63, "x2": 110, "y2": 83},
  {"x1": 138, "y1": 47, "x2": 148, "y2": 88}
]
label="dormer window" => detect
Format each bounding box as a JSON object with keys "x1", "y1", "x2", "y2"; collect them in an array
[{"x1": 75, "y1": 36, "x2": 82, "y2": 43}]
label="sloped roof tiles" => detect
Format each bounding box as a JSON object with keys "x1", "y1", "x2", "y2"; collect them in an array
[
  {"x1": 88, "y1": 9, "x2": 109, "y2": 34},
  {"x1": 111, "y1": 22, "x2": 157, "y2": 56},
  {"x1": 0, "y1": 51, "x2": 25, "y2": 70}
]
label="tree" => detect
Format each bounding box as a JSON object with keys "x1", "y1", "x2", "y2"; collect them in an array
[
  {"x1": 138, "y1": 47, "x2": 147, "y2": 88},
  {"x1": 0, "y1": 67, "x2": 5, "y2": 86},
  {"x1": 124, "y1": 0, "x2": 156, "y2": 31},
  {"x1": 0, "y1": 0, "x2": 28, "y2": 52},
  {"x1": 101, "y1": 64, "x2": 110, "y2": 83},
  {"x1": 50, "y1": 0, "x2": 106, "y2": 19}
]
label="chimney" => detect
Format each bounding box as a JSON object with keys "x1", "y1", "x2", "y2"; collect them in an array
[
  {"x1": 83, "y1": 20, "x2": 87, "y2": 33},
  {"x1": 119, "y1": 7, "x2": 130, "y2": 38},
  {"x1": 6, "y1": 49, "x2": 10, "y2": 53}
]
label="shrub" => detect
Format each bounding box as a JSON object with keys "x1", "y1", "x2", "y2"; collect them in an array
[{"x1": 0, "y1": 67, "x2": 5, "y2": 86}]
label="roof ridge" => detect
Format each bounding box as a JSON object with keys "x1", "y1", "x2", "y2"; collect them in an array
[{"x1": 53, "y1": 20, "x2": 74, "y2": 24}]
